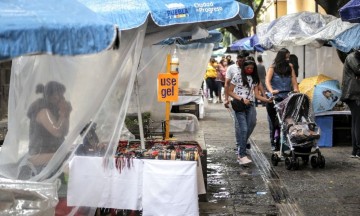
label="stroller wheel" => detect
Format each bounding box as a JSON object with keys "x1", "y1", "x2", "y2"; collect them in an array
[
  {"x1": 311, "y1": 156, "x2": 318, "y2": 168},
  {"x1": 293, "y1": 157, "x2": 300, "y2": 170},
  {"x1": 317, "y1": 155, "x2": 325, "y2": 168},
  {"x1": 271, "y1": 154, "x2": 279, "y2": 166},
  {"x1": 285, "y1": 157, "x2": 292, "y2": 170}
]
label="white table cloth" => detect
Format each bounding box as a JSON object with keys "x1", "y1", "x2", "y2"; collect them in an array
[{"x1": 67, "y1": 156, "x2": 205, "y2": 215}]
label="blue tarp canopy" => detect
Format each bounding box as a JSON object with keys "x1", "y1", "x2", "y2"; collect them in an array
[
  {"x1": 339, "y1": 0, "x2": 360, "y2": 23},
  {"x1": 230, "y1": 35, "x2": 265, "y2": 52},
  {"x1": 0, "y1": 0, "x2": 117, "y2": 61},
  {"x1": 79, "y1": 0, "x2": 254, "y2": 31},
  {"x1": 156, "y1": 30, "x2": 223, "y2": 45}
]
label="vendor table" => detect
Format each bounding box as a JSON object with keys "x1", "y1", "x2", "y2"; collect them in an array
[
  {"x1": 172, "y1": 95, "x2": 205, "y2": 119},
  {"x1": 315, "y1": 110, "x2": 351, "y2": 147},
  {"x1": 67, "y1": 156, "x2": 205, "y2": 216}
]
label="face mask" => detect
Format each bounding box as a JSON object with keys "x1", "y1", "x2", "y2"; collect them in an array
[{"x1": 244, "y1": 67, "x2": 254, "y2": 75}]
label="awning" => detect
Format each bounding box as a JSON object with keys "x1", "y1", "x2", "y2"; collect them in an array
[
  {"x1": 79, "y1": 0, "x2": 254, "y2": 31},
  {"x1": 0, "y1": 0, "x2": 117, "y2": 60}
]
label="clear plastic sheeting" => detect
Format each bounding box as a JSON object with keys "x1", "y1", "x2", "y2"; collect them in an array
[
  {"x1": 127, "y1": 43, "x2": 213, "y2": 121},
  {"x1": 153, "y1": 113, "x2": 199, "y2": 133},
  {"x1": 297, "y1": 18, "x2": 357, "y2": 47},
  {"x1": 0, "y1": 24, "x2": 146, "y2": 186},
  {"x1": 0, "y1": 177, "x2": 58, "y2": 215},
  {"x1": 260, "y1": 45, "x2": 344, "y2": 83},
  {"x1": 257, "y1": 12, "x2": 336, "y2": 50}
]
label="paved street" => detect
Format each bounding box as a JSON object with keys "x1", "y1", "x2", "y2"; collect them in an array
[{"x1": 199, "y1": 102, "x2": 360, "y2": 216}]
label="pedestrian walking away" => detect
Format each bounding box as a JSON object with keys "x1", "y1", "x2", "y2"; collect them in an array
[
  {"x1": 204, "y1": 58, "x2": 218, "y2": 103},
  {"x1": 340, "y1": 48, "x2": 360, "y2": 158}
]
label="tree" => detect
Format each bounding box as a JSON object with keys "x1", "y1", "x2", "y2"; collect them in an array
[{"x1": 223, "y1": 0, "x2": 265, "y2": 40}]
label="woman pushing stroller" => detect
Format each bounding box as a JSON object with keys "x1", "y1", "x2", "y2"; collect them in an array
[{"x1": 265, "y1": 48, "x2": 299, "y2": 151}]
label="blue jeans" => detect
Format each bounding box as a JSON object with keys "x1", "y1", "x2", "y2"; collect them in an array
[
  {"x1": 231, "y1": 108, "x2": 241, "y2": 149},
  {"x1": 234, "y1": 105, "x2": 257, "y2": 157}
]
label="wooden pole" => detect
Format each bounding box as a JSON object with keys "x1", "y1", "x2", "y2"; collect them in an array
[{"x1": 165, "y1": 54, "x2": 171, "y2": 140}]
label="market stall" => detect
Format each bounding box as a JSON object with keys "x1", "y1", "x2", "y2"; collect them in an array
[{"x1": 0, "y1": 0, "x2": 254, "y2": 215}]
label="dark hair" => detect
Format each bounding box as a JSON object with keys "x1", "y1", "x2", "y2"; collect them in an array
[
  {"x1": 274, "y1": 48, "x2": 291, "y2": 76},
  {"x1": 241, "y1": 56, "x2": 259, "y2": 87},
  {"x1": 289, "y1": 54, "x2": 299, "y2": 77},
  {"x1": 257, "y1": 55, "x2": 263, "y2": 63},
  {"x1": 36, "y1": 81, "x2": 66, "y2": 99},
  {"x1": 237, "y1": 50, "x2": 250, "y2": 59}
]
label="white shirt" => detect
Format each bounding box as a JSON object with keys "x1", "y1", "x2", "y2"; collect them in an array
[
  {"x1": 225, "y1": 64, "x2": 241, "y2": 80},
  {"x1": 231, "y1": 74, "x2": 256, "y2": 102}
]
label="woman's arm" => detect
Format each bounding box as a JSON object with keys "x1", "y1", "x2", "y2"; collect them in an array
[
  {"x1": 255, "y1": 85, "x2": 273, "y2": 103},
  {"x1": 228, "y1": 83, "x2": 241, "y2": 101},
  {"x1": 290, "y1": 64, "x2": 299, "y2": 92},
  {"x1": 36, "y1": 108, "x2": 70, "y2": 137},
  {"x1": 265, "y1": 66, "x2": 279, "y2": 95}
]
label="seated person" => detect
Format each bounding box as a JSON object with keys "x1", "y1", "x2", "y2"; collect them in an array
[{"x1": 26, "y1": 81, "x2": 72, "y2": 169}]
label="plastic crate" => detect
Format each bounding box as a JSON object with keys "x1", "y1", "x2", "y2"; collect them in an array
[{"x1": 315, "y1": 116, "x2": 333, "y2": 147}]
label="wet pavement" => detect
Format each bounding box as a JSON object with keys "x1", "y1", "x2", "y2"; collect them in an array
[{"x1": 198, "y1": 103, "x2": 360, "y2": 216}]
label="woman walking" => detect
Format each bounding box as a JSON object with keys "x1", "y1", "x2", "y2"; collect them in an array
[
  {"x1": 215, "y1": 59, "x2": 228, "y2": 103},
  {"x1": 228, "y1": 57, "x2": 273, "y2": 165},
  {"x1": 265, "y1": 48, "x2": 299, "y2": 151},
  {"x1": 205, "y1": 58, "x2": 218, "y2": 103}
]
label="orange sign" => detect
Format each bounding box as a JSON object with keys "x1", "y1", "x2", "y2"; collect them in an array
[{"x1": 157, "y1": 73, "x2": 179, "y2": 102}]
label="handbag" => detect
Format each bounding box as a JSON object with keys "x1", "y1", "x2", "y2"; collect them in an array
[{"x1": 231, "y1": 98, "x2": 247, "y2": 112}]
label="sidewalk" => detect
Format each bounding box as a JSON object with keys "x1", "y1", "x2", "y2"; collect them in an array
[
  {"x1": 198, "y1": 103, "x2": 278, "y2": 215},
  {"x1": 199, "y1": 103, "x2": 360, "y2": 216}
]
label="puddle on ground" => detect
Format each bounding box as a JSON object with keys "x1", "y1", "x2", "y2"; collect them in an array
[{"x1": 249, "y1": 139, "x2": 305, "y2": 216}]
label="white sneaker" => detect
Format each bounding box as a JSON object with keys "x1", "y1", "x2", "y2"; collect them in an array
[
  {"x1": 213, "y1": 98, "x2": 217, "y2": 104},
  {"x1": 238, "y1": 156, "x2": 252, "y2": 165}
]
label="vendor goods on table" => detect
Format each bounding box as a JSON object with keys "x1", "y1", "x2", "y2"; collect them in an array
[{"x1": 116, "y1": 140, "x2": 202, "y2": 161}]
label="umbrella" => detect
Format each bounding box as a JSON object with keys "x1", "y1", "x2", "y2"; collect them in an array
[
  {"x1": 339, "y1": 0, "x2": 360, "y2": 23},
  {"x1": 230, "y1": 35, "x2": 265, "y2": 52},
  {"x1": 79, "y1": 0, "x2": 254, "y2": 36},
  {"x1": 0, "y1": 0, "x2": 117, "y2": 60},
  {"x1": 299, "y1": 74, "x2": 341, "y2": 113},
  {"x1": 230, "y1": 36, "x2": 253, "y2": 51}
]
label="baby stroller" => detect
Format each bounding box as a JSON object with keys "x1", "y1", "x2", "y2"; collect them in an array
[{"x1": 270, "y1": 92, "x2": 325, "y2": 170}]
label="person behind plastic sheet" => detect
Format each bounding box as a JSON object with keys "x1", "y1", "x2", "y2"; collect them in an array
[
  {"x1": 265, "y1": 48, "x2": 299, "y2": 151},
  {"x1": 215, "y1": 59, "x2": 228, "y2": 103},
  {"x1": 226, "y1": 54, "x2": 235, "y2": 66},
  {"x1": 255, "y1": 55, "x2": 267, "y2": 107},
  {"x1": 27, "y1": 81, "x2": 72, "y2": 167},
  {"x1": 204, "y1": 58, "x2": 219, "y2": 103},
  {"x1": 340, "y1": 49, "x2": 360, "y2": 158},
  {"x1": 227, "y1": 57, "x2": 273, "y2": 165}
]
